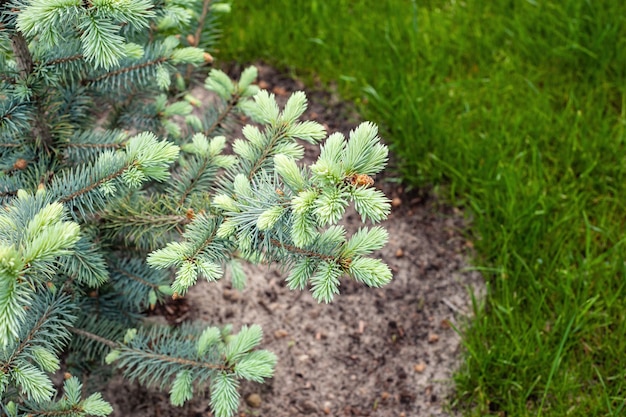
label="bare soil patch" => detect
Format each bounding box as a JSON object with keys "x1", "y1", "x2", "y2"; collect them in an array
[{"x1": 103, "y1": 64, "x2": 484, "y2": 417}]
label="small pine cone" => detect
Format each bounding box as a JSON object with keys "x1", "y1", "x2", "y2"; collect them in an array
[
  {"x1": 348, "y1": 173, "x2": 374, "y2": 187},
  {"x1": 13, "y1": 158, "x2": 27, "y2": 170}
]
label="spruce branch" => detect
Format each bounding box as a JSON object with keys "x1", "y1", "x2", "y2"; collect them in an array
[
  {"x1": 105, "y1": 324, "x2": 275, "y2": 415},
  {"x1": 45, "y1": 53, "x2": 85, "y2": 67},
  {"x1": 0, "y1": 98, "x2": 33, "y2": 140},
  {"x1": 185, "y1": 0, "x2": 212, "y2": 81},
  {"x1": 101, "y1": 193, "x2": 191, "y2": 251},
  {"x1": 9, "y1": 31, "x2": 53, "y2": 149},
  {"x1": 172, "y1": 133, "x2": 232, "y2": 209},
  {"x1": 109, "y1": 265, "x2": 157, "y2": 290},
  {"x1": 148, "y1": 214, "x2": 234, "y2": 295},
  {"x1": 1, "y1": 292, "x2": 76, "y2": 374},
  {"x1": 53, "y1": 132, "x2": 179, "y2": 218},
  {"x1": 267, "y1": 236, "x2": 337, "y2": 263},
  {"x1": 108, "y1": 257, "x2": 173, "y2": 311},
  {"x1": 0, "y1": 197, "x2": 80, "y2": 348},
  {"x1": 176, "y1": 156, "x2": 213, "y2": 206},
  {"x1": 66, "y1": 143, "x2": 124, "y2": 149},
  {"x1": 122, "y1": 349, "x2": 228, "y2": 372},
  {"x1": 202, "y1": 67, "x2": 260, "y2": 138},
  {"x1": 69, "y1": 326, "x2": 118, "y2": 349},
  {"x1": 10, "y1": 32, "x2": 33, "y2": 76},
  {"x1": 246, "y1": 128, "x2": 289, "y2": 181},
  {"x1": 63, "y1": 131, "x2": 127, "y2": 165},
  {"x1": 204, "y1": 93, "x2": 240, "y2": 138},
  {"x1": 106, "y1": 212, "x2": 190, "y2": 236},
  {"x1": 59, "y1": 234, "x2": 109, "y2": 288},
  {"x1": 83, "y1": 56, "x2": 168, "y2": 85},
  {"x1": 194, "y1": 0, "x2": 214, "y2": 50},
  {"x1": 0, "y1": 291, "x2": 77, "y2": 406},
  {"x1": 58, "y1": 162, "x2": 129, "y2": 206},
  {"x1": 18, "y1": 376, "x2": 113, "y2": 417},
  {"x1": 115, "y1": 213, "x2": 189, "y2": 228},
  {"x1": 68, "y1": 314, "x2": 129, "y2": 363}
]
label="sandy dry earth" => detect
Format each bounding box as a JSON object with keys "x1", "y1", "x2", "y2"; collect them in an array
[{"x1": 103, "y1": 64, "x2": 484, "y2": 417}]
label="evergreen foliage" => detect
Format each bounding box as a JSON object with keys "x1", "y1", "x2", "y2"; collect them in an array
[{"x1": 0, "y1": 1, "x2": 392, "y2": 416}]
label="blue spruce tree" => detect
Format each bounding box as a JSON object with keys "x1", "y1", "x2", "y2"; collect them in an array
[{"x1": 0, "y1": 1, "x2": 392, "y2": 416}]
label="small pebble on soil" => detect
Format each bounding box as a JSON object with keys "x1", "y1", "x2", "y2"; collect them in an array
[{"x1": 245, "y1": 393, "x2": 262, "y2": 408}]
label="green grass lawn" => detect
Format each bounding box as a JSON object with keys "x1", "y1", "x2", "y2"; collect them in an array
[{"x1": 218, "y1": 1, "x2": 626, "y2": 415}]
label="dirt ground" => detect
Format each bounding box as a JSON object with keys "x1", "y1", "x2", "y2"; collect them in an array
[{"x1": 104, "y1": 64, "x2": 484, "y2": 417}]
